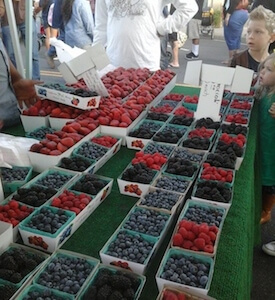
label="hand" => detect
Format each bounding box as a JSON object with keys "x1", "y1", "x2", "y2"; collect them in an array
[
  {"x1": 13, "y1": 79, "x2": 43, "y2": 109},
  {"x1": 268, "y1": 103, "x2": 275, "y2": 118}
]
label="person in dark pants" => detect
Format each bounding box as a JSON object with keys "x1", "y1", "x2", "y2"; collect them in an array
[
  {"x1": 251, "y1": 0, "x2": 275, "y2": 52},
  {"x1": 45, "y1": 0, "x2": 65, "y2": 69}
]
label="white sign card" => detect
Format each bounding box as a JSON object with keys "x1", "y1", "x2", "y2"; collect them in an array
[
  {"x1": 194, "y1": 81, "x2": 224, "y2": 121},
  {"x1": 230, "y1": 65, "x2": 254, "y2": 93},
  {"x1": 183, "y1": 60, "x2": 202, "y2": 86}
]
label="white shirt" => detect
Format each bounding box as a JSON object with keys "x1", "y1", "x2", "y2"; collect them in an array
[{"x1": 93, "y1": 0, "x2": 198, "y2": 71}]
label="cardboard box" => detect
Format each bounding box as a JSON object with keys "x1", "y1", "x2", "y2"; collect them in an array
[
  {"x1": 32, "y1": 249, "x2": 100, "y2": 297},
  {"x1": 67, "y1": 174, "x2": 114, "y2": 208},
  {"x1": 151, "y1": 173, "x2": 193, "y2": 196},
  {"x1": 117, "y1": 163, "x2": 159, "y2": 198},
  {"x1": 19, "y1": 206, "x2": 76, "y2": 253},
  {"x1": 100, "y1": 228, "x2": 158, "y2": 275},
  {"x1": 28, "y1": 127, "x2": 100, "y2": 172},
  {"x1": 126, "y1": 119, "x2": 166, "y2": 150},
  {"x1": 169, "y1": 199, "x2": 227, "y2": 257},
  {"x1": 0, "y1": 243, "x2": 49, "y2": 292},
  {"x1": 20, "y1": 115, "x2": 50, "y2": 133},
  {"x1": 191, "y1": 179, "x2": 233, "y2": 210},
  {"x1": 16, "y1": 284, "x2": 75, "y2": 300},
  {"x1": 1, "y1": 166, "x2": 33, "y2": 194},
  {"x1": 155, "y1": 248, "x2": 214, "y2": 294},
  {"x1": 78, "y1": 264, "x2": 146, "y2": 300},
  {"x1": 136, "y1": 186, "x2": 184, "y2": 215},
  {"x1": 35, "y1": 84, "x2": 101, "y2": 110},
  {"x1": 156, "y1": 286, "x2": 216, "y2": 300},
  {"x1": 48, "y1": 116, "x2": 75, "y2": 130},
  {"x1": 0, "y1": 221, "x2": 13, "y2": 254}
]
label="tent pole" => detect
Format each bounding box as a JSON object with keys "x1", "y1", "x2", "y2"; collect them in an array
[
  {"x1": 3, "y1": 0, "x2": 25, "y2": 78},
  {"x1": 25, "y1": 1, "x2": 33, "y2": 79}
]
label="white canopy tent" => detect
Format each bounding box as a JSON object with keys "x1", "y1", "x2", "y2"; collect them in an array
[{"x1": 4, "y1": 0, "x2": 33, "y2": 79}]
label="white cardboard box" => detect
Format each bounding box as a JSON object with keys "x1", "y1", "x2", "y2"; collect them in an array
[{"x1": 0, "y1": 221, "x2": 13, "y2": 254}]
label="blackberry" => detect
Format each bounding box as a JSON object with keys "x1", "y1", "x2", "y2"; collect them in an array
[
  {"x1": 110, "y1": 275, "x2": 132, "y2": 290},
  {"x1": 3, "y1": 256, "x2": 17, "y2": 271},
  {"x1": 0, "y1": 269, "x2": 13, "y2": 280},
  {"x1": 83, "y1": 285, "x2": 97, "y2": 299},
  {"x1": 0, "y1": 284, "x2": 17, "y2": 300},
  {"x1": 97, "y1": 284, "x2": 112, "y2": 299},
  {"x1": 123, "y1": 288, "x2": 135, "y2": 299},
  {"x1": 109, "y1": 290, "x2": 124, "y2": 300},
  {"x1": 9, "y1": 272, "x2": 22, "y2": 283},
  {"x1": 95, "y1": 273, "x2": 111, "y2": 287},
  {"x1": 25, "y1": 258, "x2": 38, "y2": 270}
]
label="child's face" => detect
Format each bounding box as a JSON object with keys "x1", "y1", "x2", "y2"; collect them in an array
[
  {"x1": 258, "y1": 59, "x2": 275, "y2": 87},
  {"x1": 246, "y1": 20, "x2": 272, "y2": 52}
]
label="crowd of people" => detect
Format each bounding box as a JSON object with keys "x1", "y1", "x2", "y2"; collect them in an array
[{"x1": 0, "y1": 0, "x2": 275, "y2": 259}]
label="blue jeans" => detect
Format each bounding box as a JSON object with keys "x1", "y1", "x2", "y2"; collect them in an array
[
  {"x1": 2, "y1": 20, "x2": 40, "y2": 80},
  {"x1": 224, "y1": 9, "x2": 249, "y2": 51}
]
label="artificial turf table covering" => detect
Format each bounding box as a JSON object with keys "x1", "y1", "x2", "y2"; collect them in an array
[{"x1": 3, "y1": 85, "x2": 260, "y2": 300}]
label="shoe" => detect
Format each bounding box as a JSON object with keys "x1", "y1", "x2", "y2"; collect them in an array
[
  {"x1": 262, "y1": 241, "x2": 275, "y2": 256},
  {"x1": 45, "y1": 52, "x2": 55, "y2": 69},
  {"x1": 185, "y1": 52, "x2": 199, "y2": 60},
  {"x1": 169, "y1": 63, "x2": 179, "y2": 68}
]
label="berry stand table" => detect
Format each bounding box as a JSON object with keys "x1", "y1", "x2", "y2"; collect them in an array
[{"x1": 3, "y1": 84, "x2": 260, "y2": 300}]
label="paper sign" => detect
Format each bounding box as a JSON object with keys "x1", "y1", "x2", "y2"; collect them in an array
[
  {"x1": 82, "y1": 68, "x2": 109, "y2": 97},
  {"x1": 201, "y1": 64, "x2": 235, "y2": 84},
  {"x1": 230, "y1": 66, "x2": 254, "y2": 93},
  {"x1": 183, "y1": 60, "x2": 202, "y2": 86},
  {"x1": 194, "y1": 81, "x2": 224, "y2": 121},
  {"x1": 86, "y1": 44, "x2": 110, "y2": 71}
]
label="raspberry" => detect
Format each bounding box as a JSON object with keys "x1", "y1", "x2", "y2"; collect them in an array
[
  {"x1": 209, "y1": 225, "x2": 219, "y2": 234},
  {"x1": 198, "y1": 232, "x2": 211, "y2": 244},
  {"x1": 51, "y1": 198, "x2": 62, "y2": 207},
  {"x1": 208, "y1": 231, "x2": 217, "y2": 242},
  {"x1": 199, "y1": 223, "x2": 209, "y2": 234},
  {"x1": 172, "y1": 233, "x2": 183, "y2": 247},
  {"x1": 194, "y1": 238, "x2": 206, "y2": 250},
  {"x1": 179, "y1": 219, "x2": 194, "y2": 231},
  {"x1": 178, "y1": 227, "x2": 188, "y2": 238},
  {"x1": 204, "y1": 244, "x2": 214, "y2": 253},
  {"x1": 70, "y1": 207, "x2": 81, "y2": 215},
  {"x1": 182, "y1": 240, "x2": 193, "y2": 249},
  {"x1": 178, "y1": 293, "x2": 187, "y2": 300},
  {"x1": 191, "y1": 224, "x2": 200, "y2": 235},
  {"x1": 8, "y1": 200, "x2": 19, "y2": 210},
  {"x1": 186, "y1": 230, "x2": 196, "y2": 241}
]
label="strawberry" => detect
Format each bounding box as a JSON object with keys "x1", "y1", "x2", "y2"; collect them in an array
[{"x1": 60, "y1": 137, "x2": 75, "y2": 148}]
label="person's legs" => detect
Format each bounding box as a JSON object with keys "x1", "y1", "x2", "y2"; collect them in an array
[
  {"x1": 160, "y1": 34, "x2": 169, "y2": 70},
  {"x1": 46, "y1": 28, "x2": 65, "y2": 68},
  {"x1": 260, "y1": 186, "x2": 275, "y2": 224},
  {"x1": 168, "y1": 32, "x2": 179, "y2": 67},
  {"x1": 18, "y1": 21, "x2": 40, "y2": 80},
  {"x1": 1, "y1": 25, "x2": 16, "y2": 67},
  {"x1": 185, "y1": 19, "x2": 200, "y2": 60}
]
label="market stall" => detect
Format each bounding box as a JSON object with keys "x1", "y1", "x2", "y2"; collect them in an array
[{"x1": 2, "y1": 84, "x2": 261, "y2": 300}]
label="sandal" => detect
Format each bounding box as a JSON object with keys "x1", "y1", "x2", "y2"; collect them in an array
[{"x1": 169, "y1": 63, "x2": 180, "y2": 68}]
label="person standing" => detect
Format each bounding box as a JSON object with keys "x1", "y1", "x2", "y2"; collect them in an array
[
  {"x1": 229, "y1": 5, "x2": 275, "y2": 74},
  {"x1": 0, "y1": 37, "x2": 41, "y2": 129},
  {"x1": 185, "y1": 0, "x2": 204, "y2": 60},
  {"x1": 223, "y1": 0, "x2": 249, "y2": 64},
  {"x1": 61, "y1": 0, "x2": 94, "y2": 49},
  {"x1": 1, "y1": 0, "x2": 41, "y2": 80},
  {"x1": 93, "y1": 0, "x2": 198, "y2": 71},
  {"x1": 251, "y1": 0, "x2": 275, "y2": 53},
  {"x1": 255, "y1": 53, "x2": 275, "y2": 254}
]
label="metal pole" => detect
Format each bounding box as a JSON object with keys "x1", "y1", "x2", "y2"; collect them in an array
[
  {"x1": 4, "y1": 0, "x2": 25, "y2": 77},
  {"x1": 25, "y1": 0, "x2": 33, "y2": 79}
]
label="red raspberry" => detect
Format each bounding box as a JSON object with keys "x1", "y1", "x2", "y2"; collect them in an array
[
  {"x1": 8, "y1": 200, "x2": 19, "y2": 210},
  {"x1": 209, "y1": 225, "x2": 219, "y2": 234},
  {"x1": 198, "y1": 232, "x2": 211, "y2": 244},
  {"x1": 186, "y1": 230, "x2": 196, "y2": 241},
  {"x1": 172, "y1": 233, "x2": 183, "y2": 247},
  {"x1": 204, "y1": 244, "x2": 214, "y2": 253},
  {"x1": 178, "y1": 227, "x2": 188, "y2": 239},
  {"x1": 194, "y1": 238, "x2": 206, "y2": 250},
  {"x1": 163, "y1": 290, "x2": 178, "y2": 300},
  {"x1": 70, "y1": 207, "x2": 81, "y2": 215},
  {"x1": 177, "y1": 293, "x2": 187, "y2": 300},
  {"x1": 209, "y1": 231, "x2": 217, "y2": 242},
  {"x1": 199, "y1": 223, "x2": 209, "y2": 234},
  {"x1": 182, "y1": 240, "x2": 193, "y2": 249},
  {"x1": 192, "y1": 224, "x2": 200, "y2": 236},
  {"x1": 179, "y1": 220, "x2": 194, "y2": 231},
  {"x1": 51, "y1": 198, "x2": 62, "y2": 207}
]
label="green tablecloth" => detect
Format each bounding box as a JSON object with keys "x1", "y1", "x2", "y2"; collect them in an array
[{"x1": 3, "y1": 84, "x2": 261, "y2": 299}]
